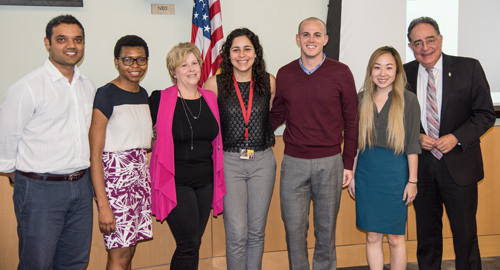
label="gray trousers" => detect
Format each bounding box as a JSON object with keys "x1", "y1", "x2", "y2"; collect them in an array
[
  {"x1": 280, "y1": 154, "x2": 343, "y2": 270},
  {"x1": 223, "y1": 148, "x2": 277, "y2": 270}
]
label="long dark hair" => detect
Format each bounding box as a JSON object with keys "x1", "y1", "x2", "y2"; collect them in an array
[{"x1": 218, "y1": 28, "x2": 269, "y2": 97}]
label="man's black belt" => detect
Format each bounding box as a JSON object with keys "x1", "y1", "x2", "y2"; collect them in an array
[{"x1": 17, "y1": 169, "x2": 87, "y2": 181}]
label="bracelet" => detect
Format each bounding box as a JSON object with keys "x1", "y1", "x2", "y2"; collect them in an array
[{"x1": 408, "y1": 181, "x2": 417, "y2": 184}]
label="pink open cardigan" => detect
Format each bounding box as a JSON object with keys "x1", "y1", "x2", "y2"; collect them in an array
[{"x1": 149, "y1": 85, "x2": 226, "y2": 221}]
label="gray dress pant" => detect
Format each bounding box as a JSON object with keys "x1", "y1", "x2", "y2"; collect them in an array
[
  {"x1": 223, "y1": 148, "x2": 277, "y2": 270},
  {"x1": 280, "y1": 154, "x2": 343, "y2": 270}
]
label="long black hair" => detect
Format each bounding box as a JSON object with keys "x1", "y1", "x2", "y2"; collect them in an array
[{"x1": 218, "y1": 28, "x2": 269, "y2": 97}]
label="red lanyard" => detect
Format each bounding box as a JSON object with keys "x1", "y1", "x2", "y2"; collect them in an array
[{"x1": 232, "y1": 75, "x2": 253, "y2": 142}]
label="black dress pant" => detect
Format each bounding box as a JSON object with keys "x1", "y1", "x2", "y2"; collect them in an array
[
  {"x1": 166, "y1": 182, "x2": 213, "y2": 270},
  {"x1": 414, "y1": 151, "x2": 481, "y2": 270}
]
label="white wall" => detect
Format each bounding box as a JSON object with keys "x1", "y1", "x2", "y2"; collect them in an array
[
  {"x1": 0, "y1": 0, "x2": 191, "y2": 102},
  {"x1": 459, "y1": 0, "x2": 500, "y2": 94},
  {"x1": 406, "y1": 0, "x2": 459, "y2": 63},
  {"x1": 0, "y1": 0, "x2": 409, "y2": 104},
  {"x1": 341, "y1": 0, "x2": 407, "y2": 91},
  {"x1": 2, "y1": 0, "x2": 498, "y2": 103},
  {"x1": 0, "y1": 0, "x2": 332, "y2": 103}
]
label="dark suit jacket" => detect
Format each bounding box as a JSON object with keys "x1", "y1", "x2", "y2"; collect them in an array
[{"x1": 404, "y1": 54, "x2": 496, "y2": 186}]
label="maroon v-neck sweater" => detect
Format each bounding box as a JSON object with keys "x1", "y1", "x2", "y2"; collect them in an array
[{"x1": 270, "y1": 58, "x2": 358, "y2": 170}]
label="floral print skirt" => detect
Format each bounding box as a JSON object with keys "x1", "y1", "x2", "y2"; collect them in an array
[{"x1": 98, "y1": 148, "x2": 152, "y2": 249}]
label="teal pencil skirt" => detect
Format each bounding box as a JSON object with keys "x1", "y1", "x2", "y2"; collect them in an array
[{"x1": 355, "y1": 146, "x2": 408, "y2": 235}]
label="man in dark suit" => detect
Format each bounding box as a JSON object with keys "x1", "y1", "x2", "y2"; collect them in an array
[{"x1": 404, "y1": 16, "x2": 496, "y2": 270}]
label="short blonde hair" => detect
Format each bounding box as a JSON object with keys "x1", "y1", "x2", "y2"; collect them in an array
[{"x1": 166, "y1": 42, "x2": 203, "y2": 84}]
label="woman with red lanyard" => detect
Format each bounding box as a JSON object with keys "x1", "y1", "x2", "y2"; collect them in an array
[{"x1": 204, "y1": 28, "x2": 276, "y2": 270}]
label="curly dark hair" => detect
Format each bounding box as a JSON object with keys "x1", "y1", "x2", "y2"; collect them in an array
[{"x1": 218, "y1": 28, "x2": 269, "y2": 97}]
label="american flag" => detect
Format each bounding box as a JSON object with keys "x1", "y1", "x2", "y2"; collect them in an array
[{"x1": 191, "y1": 0, "x2": 224, "y2": 86}]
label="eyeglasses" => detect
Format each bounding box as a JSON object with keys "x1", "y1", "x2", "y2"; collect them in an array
[
  {"x1": 411, "y1": 38, "x2": 437, "y2": 50},
  {"x1": 118, "y1": 57, "x2": 148, "y2": 66}
]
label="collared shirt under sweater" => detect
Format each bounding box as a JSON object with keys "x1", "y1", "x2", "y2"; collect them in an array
[{"x1": 270, "y1": 58, "x2": 359, "y2": 170}]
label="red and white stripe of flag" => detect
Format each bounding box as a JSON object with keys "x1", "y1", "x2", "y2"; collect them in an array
[{"x1": 191, "y1": 0, "x2": 224, "y2": 87}]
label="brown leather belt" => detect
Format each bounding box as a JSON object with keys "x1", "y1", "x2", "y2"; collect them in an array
[{"x1": 17, "y1": 169, "x2": 88, "y2": 182}]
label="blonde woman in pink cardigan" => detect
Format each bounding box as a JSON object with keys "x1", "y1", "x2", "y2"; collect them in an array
[{"x1": 148, "y1": 42, "x2": 225, "y2": 270}]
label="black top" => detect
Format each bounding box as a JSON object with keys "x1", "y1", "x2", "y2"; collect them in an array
[
  {"x1": 94, "y1": 83, "x2": 149, "y2": 119},
  {"x1": 149, "y1": 90, "x2": 219, "y2": 186},
  {"x1": 217, "y1": 75, "x2": 275, "y2": 152}
]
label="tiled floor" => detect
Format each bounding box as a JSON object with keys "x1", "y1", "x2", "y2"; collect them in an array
[
  {"x1": 338, "y1": 256, "x2": 500, "y2": 270},
  {"x1": 134, "y1": 255, "x2": 500, "y2": 269},
  {"x1": 407, "y1": 256, "x2": 500, "y2": 270}
]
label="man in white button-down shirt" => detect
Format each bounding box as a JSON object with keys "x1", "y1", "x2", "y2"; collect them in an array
[{"x1": 0, "y1": 15, "x2": 96, "y2": 270}]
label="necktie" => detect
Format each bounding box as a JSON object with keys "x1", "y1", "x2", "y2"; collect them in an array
[{"x1": 426, "y1": 68, "x2": 443, "y2": 159}]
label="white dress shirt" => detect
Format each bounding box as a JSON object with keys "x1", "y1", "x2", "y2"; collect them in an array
[
  {"x1": 417, "y1": 55, "x2": 443, "y2": 135},
  {"x1": 0, "y1": 59, "x2": 96, "y2": 174}
]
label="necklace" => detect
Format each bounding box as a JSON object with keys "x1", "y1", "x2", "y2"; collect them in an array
[
  {"x1": 178, "y1": 89, "x2": 202, "y2": 119},
  {"x1": 177, "y1": 88, "x2": 202, "y2": 150}
]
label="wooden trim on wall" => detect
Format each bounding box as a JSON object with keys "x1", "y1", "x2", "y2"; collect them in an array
[{"x1": 1, "y1": 127, "x2": 499, "y2": 269}]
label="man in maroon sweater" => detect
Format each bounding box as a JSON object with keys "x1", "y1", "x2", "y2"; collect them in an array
[{"x1": 270, "y1": 17, "x2": 358, "y2": 270}]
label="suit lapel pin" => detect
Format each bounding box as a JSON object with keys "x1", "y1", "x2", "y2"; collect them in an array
[{"x1": 449, "y1": 72, "x2": 452, "y2": 77}]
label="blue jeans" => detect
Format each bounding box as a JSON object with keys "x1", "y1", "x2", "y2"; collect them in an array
[
  {"x1": 280, "y1": 154, "x2": 343, "y2": 270},
  {"x1": 223, "y1": 148, "x2": 277, "y2": 270},
  {"x1": 13, "y1": 170, "x2": 93, "y2": 270}
]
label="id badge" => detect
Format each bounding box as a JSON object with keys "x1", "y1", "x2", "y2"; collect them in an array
[{"x1": 239, "y1": 148, "x2": 255, "y2": 160}]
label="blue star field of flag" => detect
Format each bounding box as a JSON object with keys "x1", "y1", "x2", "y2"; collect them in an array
[{"x1": 192, "y1": 0, "x2": 211, "y2": 39}]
